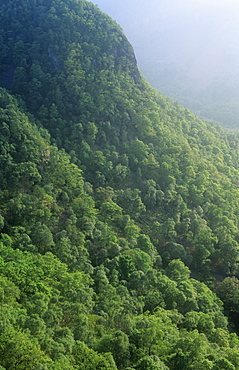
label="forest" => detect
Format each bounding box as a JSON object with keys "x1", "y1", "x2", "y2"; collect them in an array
[{"x1": 2, "y1": 0, "x2": 239, "y2": 369}]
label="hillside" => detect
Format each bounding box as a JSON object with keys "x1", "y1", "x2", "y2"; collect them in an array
[{"x1": 2, "y1": 0, "x2": 239, "y2": 369}]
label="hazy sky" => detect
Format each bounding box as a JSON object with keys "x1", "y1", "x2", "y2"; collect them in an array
[
  {"x1": 92, "y1": 0, "x2": 239, "y2": 64},
  {"x1": 91, "y1": 0, "x2": 239, "y2": 92}
]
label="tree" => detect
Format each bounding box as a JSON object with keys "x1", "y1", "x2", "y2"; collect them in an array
[
  {"x1": 100, "y1": 201, "x2": 123, "y2": 221},
  {"x1": 135, "y1": 355, "x2": 169, "y2": 370},
  {"x1": 137, "y1": 234, "x2": 157, "y2": 261},
  {"x1": 73, "y1": 341, "x2": 117, "y2": 370},
  {"x1": 128, "y1": 249, "x2": 153, "y2": 272},
  {"x1": 95, "y1": 330, "x2": 130, "y2": 369},
  {"x1": 165, "y1": 260, "x2": 190, "y2": 282},
  {"x1": 0, "y1": 328, "x2": 51, "y2": 369},
  {"x1": 213, "y1": 358, "x2": 235, "y2": 370},
  {"x1": 117, "y1": 254, "x2": 136, "y2": 281},
  {"x1": 31, "y1": 223, "x2": 54, "y2": 253}
]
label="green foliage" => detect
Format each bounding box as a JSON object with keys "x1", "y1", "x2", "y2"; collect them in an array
[
  {"x1": 2, "y1": 0, "x2": 239, "y2": 369},
  {"x1": 165, "y1": 260, "x2": 190, "y2": 282},
  {"x1": 135, "y1": 355, "x2": 169, "y2": 370},
  {"x1": 73, "y1": 341, "x2": 117, "y2": 370}
]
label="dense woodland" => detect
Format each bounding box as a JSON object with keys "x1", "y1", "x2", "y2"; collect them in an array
[{"x1": 2, "y1": 0, "x2": 239, "y2": 369}]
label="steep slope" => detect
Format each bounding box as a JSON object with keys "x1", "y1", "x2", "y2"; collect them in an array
[
  {"x1": 0, "y1": 87, "x2": 237, "y2": 369},
  {"x1": 1, "y1": 0, "x2": 239, "y2": 275},
  {"x1": 1, "y1": 1, "x2": 239, "y2": 369}
]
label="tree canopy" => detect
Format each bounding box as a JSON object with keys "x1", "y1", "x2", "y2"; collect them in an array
[{"x1": 1, "y1": 0, "x2": 239, "y2": 369}]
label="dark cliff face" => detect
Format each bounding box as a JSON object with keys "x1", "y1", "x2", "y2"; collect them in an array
[
  {"x1": 0, "y1": 0, "x2": 141, "y2": 151},
  {"x1": 0, "y1": 0, "x2": 140, "y2": 87}
]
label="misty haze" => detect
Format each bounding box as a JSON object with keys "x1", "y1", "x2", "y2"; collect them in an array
[{"x1": 93, "y1": 0, "x2": 239, "y2": 128}]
